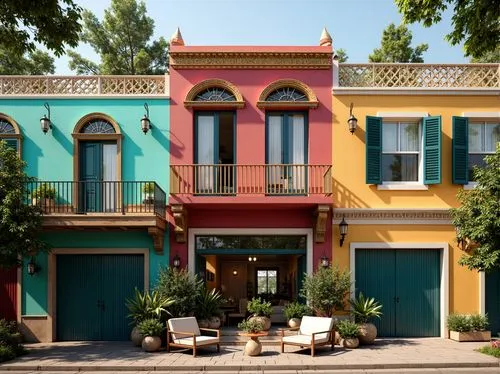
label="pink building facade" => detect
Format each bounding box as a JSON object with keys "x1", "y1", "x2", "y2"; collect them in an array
[{"x1": 168, "y1": 30, "x2": 333, "y2": 305}]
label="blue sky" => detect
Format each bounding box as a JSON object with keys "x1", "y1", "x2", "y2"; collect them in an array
[{"x1": 53, "y1": 0, "x2": 467, "y2": 74}]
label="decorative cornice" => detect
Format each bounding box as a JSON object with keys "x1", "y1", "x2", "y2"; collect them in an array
[
  {"x1": 257, "y1": 79, "x2": 319, "y2": 109},
  {"x1": 333, "y1": 208, "x2": 452, "y2": 225},
  {"x1": 170, "y1": 52, "x2": 332, "y2": 70},
  {"x1": 184, "y1": 78, "x2": 245, "y2": 108}
]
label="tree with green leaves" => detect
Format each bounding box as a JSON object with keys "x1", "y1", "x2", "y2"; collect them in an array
[
  {"x1": 68, "y1": 0, "x2": 169, "y2": 75},
  {"x1": 335, "y1": 48, "x2": 349, "y2": 63},
  {"x1": 0, "y1": 0, "x2": 82, "y2": 57},
  {"x1": 450, "y1": 145, "x2": 500, "y2": 272},
  {"x1": 395, "y1": 0, "x2": 499, "y2": 60},
  {"x1": 0, "y1": 141, "x2": 48, "y2": 268},
  {"x1": 369, "y1": 23, "x2": 428, "y2": 62},
  {"x1": 0, "y1": 48, "x2": 55, "y2": 75},
  {"x1": 470, "y1": 46, "x2": 500, "y2": 63}
]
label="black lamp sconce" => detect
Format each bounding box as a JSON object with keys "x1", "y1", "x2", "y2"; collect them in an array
[
  {"x1": 27, "y1": 257, "x2": 40, "y2": 276},
  {"x1": 339, "y1": 215, "x2": 349, "y2": 247},
  {"x1": 40, "y1": 102, "x2": 52, "y2": 134},
  {"x1": 172, "y1": 253, "x2": 181, "y2": 269},
  {"x1": 347, "y1": 102, "x2": 358, "y2": 134},
  {"x1": 141, "y1": 103, "x2": 152, "y2": 134}
]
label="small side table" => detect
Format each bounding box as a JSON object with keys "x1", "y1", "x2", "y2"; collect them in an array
[{"x1": 238, "y1": 331, "x2": 268, "y2": 356}]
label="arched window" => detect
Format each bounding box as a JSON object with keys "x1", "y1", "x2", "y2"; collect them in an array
[
  {"x1": 184, "y1": 79, "x2": 244, "y2": 108},
  {"x1": 0, "y1": 114, "x2": 22, "y2": 155},
  {"x1": 194, "y1": 87, "x2": 236, "y2": 102},
  {"x1": 265, "y1": 87, "x2": 308, "y2": 102},
  {"x1": 80, "y1": 118, "x2": 116, "y2": 134}
]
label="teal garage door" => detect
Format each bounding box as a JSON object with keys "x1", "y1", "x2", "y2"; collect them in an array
[
  {"x1": 57, "y1": 254, "x2": 144, "y2": 341},
  {"x1": 486, "y1": 268, "x2": 500, "y2": 336},
  {"x1": 355, "y1": 249, "x2": 440, "y2": 337}
]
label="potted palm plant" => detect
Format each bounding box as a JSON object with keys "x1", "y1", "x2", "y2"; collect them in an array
[
  {"x1": 283, "y1": 301, "x2": 312, "y2": 328},
  {"x1": 349, "y1": 292, "x2": 383, "y2": 344},
  {"x1": 247, "y1": 297, "x2": 273, "y2": 331},
  {"x1": 142, "y1": 182, "x2": 155, "y2": 204},
  {"x1": 195, "y1": 287, "x2": 224, "y2": 329},
  {"x1": 337, "y1": 319, "x2": 360, "y2": 349},
  {"x1": 137, "y1": 318, "x2": 164, "y2": 352}
]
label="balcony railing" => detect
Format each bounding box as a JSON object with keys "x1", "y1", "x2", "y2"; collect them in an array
[
  {"x1": 25, "y1": 181, "x2": 166, "y2": 218},
  {"x1": 338, "y1": 63, "x2": 499, "y2": 88},
  {"x1": 170, "y1": 164, "x2": 332, "y2": 196}
]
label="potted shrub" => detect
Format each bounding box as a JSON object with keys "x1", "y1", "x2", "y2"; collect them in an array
[
  {"x1": 247, "y1": 297, "x2": 273, "y2": 331},
  {"x1": 447, "y1": 313, "x2": 491, "y2": 342},
  {"x1": 137, "y1": 318, "x2": 164, "y2": 352},
  {"x1": 300, "y1": 264, "x2": 351, "y2": 317},
  {"x1": 237, "y1": 319, "x2": 264, "y2": 334},
  {"x1": 31, "y1": 183, "x2": 56, "y2": 213},
  {"x1": 142, "y1": 182, "x2": 155, "y2": 204},
  {"x1": 337, "y1": 319, "x2": 360, "y2": 349},
  {"x1": 195, "y1": 287, "x2": 224, "y2": 329},
  {"x1": 126, "y1": 288, "x2": 174, "y2": 346},
  {"x1": 349, "y1": 292, "x2": 382, "y2": 345},
  {"x1": 283, "y1": 301, "x2": 312, "y2": 328},
  {"x1": 238, "y1": 319, "x2": 266, "y2": 356}
]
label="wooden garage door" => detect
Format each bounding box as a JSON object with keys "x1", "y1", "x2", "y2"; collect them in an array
[
  {"x1": 355, "y1": 249, "x2": 441, "y2": 337},
  {"x1": 56, "y1": 254, "x2": 144, "y2": 341}
]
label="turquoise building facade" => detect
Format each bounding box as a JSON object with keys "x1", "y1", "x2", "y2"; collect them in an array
[{"x1": 0, "y1": 79, "x2": 170, "y2": 341}]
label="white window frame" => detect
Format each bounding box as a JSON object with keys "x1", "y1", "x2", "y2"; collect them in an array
[
  {"x1": 377, "y1": 112, "x2": 429, "y2": 190},
  {"x1": 463, "y1": 112, "x2": 500, "y2": 190}
]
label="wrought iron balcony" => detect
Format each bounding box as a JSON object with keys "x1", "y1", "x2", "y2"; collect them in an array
[
  {"x1": 170, "y1": 164, "x2": 332, "y2": 196},
  {"x1": 25, "y1": 181, "x2": 166, "y2": 218}
]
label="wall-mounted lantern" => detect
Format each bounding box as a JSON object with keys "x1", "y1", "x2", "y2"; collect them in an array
[
  {"x1": 339, "y1": 215, "x2": 349, "y2": 247},
  {"x1": 141, "y1": 103, "x2": 152, "y2": 134},
  {"x1": 347, "y1": 102, "x2": 358, "y2": 134},
  {"x1": 40, "y1": 102, "x2": 52, "y2": 134},
  {"x1": 172, "y1": 253, "x2": 181, "y2": 269},
  {"x1": 27, "y1": 256, "x2": 40, "y2": 276}
]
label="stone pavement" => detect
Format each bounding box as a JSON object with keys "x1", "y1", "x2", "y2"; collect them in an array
[{"x1": 0, "y1": 338, "x2": 498, "y2": 372}]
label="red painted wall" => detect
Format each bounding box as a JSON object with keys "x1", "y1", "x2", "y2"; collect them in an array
[{"x1": 0, "y1": 267, "x2": 17, "y2": 321}]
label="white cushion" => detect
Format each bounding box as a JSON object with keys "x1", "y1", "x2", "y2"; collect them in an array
[
  {"x1": 282, "y1": 334, "x2": 328, "y2": 345},
  {"x1": 174, "y1": 336, "x2": 219, "y2": 346},
  {"x1": 168, "y1": 317, "x2": 201, "y2": 340},
  {"x1": 299, "y1": 316, "x2": 333, "y2": 341}
]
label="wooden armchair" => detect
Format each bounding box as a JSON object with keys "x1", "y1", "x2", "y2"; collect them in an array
[
  {"x1": 166, "y1": 317, "x2": 220, "y2": 357},
  {"x1": 280, "y1": 316, "x2": 335, "y2": 356}
]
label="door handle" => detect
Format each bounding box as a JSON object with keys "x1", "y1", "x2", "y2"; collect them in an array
[{"x1": 394, "y1": 297, "x2": 400, "y2": 303}]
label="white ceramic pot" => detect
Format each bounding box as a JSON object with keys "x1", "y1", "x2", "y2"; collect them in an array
[
  {"x1": 142, "y1": 336, "x2": 161, "y2": 352},
  {"x1": 288, "y1": 318, "x2": 301, "y2": 328},
  {"x1": 342, "y1": 337, "x2": 359, "y2": 349},
  {"x1": 209, "y1": 316, "x2": 221, "y2": 329},
  {"x1": 130, "y1": 326, "x2": 143, "y2": 347},
  {"x1": 244, "y1": 337, "x2": 262, "y2": 356},
  {"x1": 358, "y1": 322, "x2": 377, "y2": 345}
]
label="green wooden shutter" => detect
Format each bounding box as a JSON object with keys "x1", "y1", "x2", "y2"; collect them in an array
[
  {"x1": 452, "y1": 116, "x2": 469, "y2": 184},
  {"x1": 365, "y1": 116, "x2": 382, "y2": 184},
  {"x1": 423, "y1": 116, "x2": 442, "y2": 185}
]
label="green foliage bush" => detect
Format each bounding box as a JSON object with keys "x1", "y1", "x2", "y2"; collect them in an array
[
  {"x1": 447, "y1": 313, "x2": 489, "y2": 332},
  {"x1": 349, "y1": 292, "x2": 383, "y2": 324},
  {"x1": 477, "y1": 345, "x2": 500, "y2": 358},
  {"x1": 32, "y1": 182, "x2": 57, "y2": 199},
  {"x1": 237, "y1": 319, "x2": 264, "y2": 333},
  {"x1": 155, "y1": 267, "x2": 203, "y2": 318},
  {"x1": 247, "y1": 297, "x2": 273, "y2": 318},
  {"x1": 195, "y1": 287, "x2": 223, "y2": 320},
  {"x1": 283, "y1": 301, "x2": 312, "y2": 320},
  {"x1": 137, "y1": 318, "x2": 164, "y2": 337},
  {"x1": 0, "y1": 319, "x2": 26, "y2": 363},
  {"x1": 300, "y1": 264, "x2": 351, "y2": 317},
  {"x1": 125, "y1": 288, "x2": 174, "y2": 325},
  {"x1": 337, "y1": 319, "x2": 360, "y2": 339}
]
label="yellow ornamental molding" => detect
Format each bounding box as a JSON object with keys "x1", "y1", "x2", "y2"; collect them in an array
[
  {"x1": 184, "y1": 78, "x2": 245, "y2": 109},
  {"x1": 333, "y1": 209, "x2": 451, "y2": 225},
  {"x1": 257, "y1": 79, "x2": 319, "y2": 109},
  {"x1": 170, "y1": 52, "x2": 332, "y2": 70}
]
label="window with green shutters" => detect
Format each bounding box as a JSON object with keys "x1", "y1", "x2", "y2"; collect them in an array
[
  {"x1": 366, "y1": 115, "x2": 441, "y2": 186},
  {"x1": 452, "y1": 117, "x2": 499, "y2": 184}
]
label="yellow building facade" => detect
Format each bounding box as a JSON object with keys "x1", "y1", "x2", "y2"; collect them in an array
[{"x1": 331, "y1": 63, "x2": 499, "y2": 338}]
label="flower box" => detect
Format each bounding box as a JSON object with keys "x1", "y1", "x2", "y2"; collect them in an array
[{"x1": 449, "y1": 330, "x2": 491, "y2": 342}]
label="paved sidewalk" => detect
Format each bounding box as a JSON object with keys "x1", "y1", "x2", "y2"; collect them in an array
[{"x1": 0, "y1": 338, "x2": 498, "y2": 372}]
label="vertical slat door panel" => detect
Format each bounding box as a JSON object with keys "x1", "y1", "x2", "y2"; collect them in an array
[
  {"x1": 100, "y1": 255, "x2": 144, "y2": 341},
  {"x1": 486, "y1": 268, "x2": 500, "y2": 336},
  {"x1": 355, "y1": 249, "x2": 396, "y2": 337},
  {"x1": 57, "y1": 255, "x2": 101, "y2": 340},
  {"x1": 395, "y1": 249, "x2": 440, "y2": 337},
  {"x1": 0, "y1": 267, "x2": 17, "y2": 321}
]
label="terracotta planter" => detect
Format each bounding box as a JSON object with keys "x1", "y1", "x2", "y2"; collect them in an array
[
  {"x1": 358, "y1": 322, "x2": 377, "y2": 345},
  {"x1": 197, "y1": 319, "x2": 209, "y2": 328},
  {"x1": 32, "y1": 198, "x2": 55, "y2": 213},
  {"x1": 209, "y1": 316, "x2": 221, "y2": 329},
  {"x1": 342, "y1": 337, "x2": 359, "y2": 349},
  {"x1": 142, "y1": 336, "x2": 161, "y2": 352},
  {"x1": 130, "y1": 326, "x2": 143, "y2": 347},
  {"x1": 449, "y1": 330, "x2": 491, "y2": 342},
  {"x1": 250, "y1": 316, "x2": 271, "y2": 331},
  {"x1": 288, "y1": 318, "x2": 301, "y2": 328}
]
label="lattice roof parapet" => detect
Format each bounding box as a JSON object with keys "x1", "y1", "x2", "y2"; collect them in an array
[
  {"x1": 338, "y1": 64, "x2": 499, "y2": 88},
  {"x1": 0, "y1": 75, "x2": 169, "y2": 96}
]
